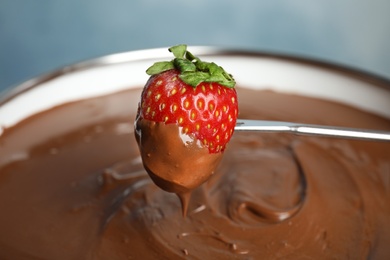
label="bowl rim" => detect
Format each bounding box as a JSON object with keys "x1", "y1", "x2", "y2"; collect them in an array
[{"x1": 1, "y1": 46, "x2": 390, "y2": 106}]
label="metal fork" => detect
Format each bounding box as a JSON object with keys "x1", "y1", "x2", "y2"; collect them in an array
[{"x1": 235, "y1": 120, "x2": 390, "y2": 141}]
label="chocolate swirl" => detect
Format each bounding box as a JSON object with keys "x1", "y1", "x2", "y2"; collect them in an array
[{"x1": 0, "y1": 87, "x2": 389, "y2": 259}]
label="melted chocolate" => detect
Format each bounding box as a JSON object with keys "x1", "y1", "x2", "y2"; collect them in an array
[{"x1": 0, "y1": 87, "x2": 389, "y2": 259}]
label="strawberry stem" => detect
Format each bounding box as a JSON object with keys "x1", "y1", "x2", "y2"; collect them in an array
[
  {"x1": 169, "y1": 44, "x2": 187, "y2": 59},
  {"x1": 146, "y1": 44, "x2": 236, "y2": 88}
]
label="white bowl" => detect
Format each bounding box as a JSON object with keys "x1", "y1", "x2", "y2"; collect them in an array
[{"x1": 1, "y1": 46, "x2": 390, "y2": 134}]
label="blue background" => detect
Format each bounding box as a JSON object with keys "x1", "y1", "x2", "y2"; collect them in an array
[{"x1": 1, "y1": 0, "x2": 390, "y2": 92}]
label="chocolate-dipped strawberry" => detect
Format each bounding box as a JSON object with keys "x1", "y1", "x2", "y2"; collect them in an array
[{"x1": 134, "y1": 45, "x2": 238, "y2": 206}]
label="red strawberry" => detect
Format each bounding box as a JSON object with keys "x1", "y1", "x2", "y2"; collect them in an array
[
  {"x1": 134, "y1": 44, "x2": 238, "y2": 197},
  {"x1": 138, "y1": 69, "x2": 238, "y2": 153}
]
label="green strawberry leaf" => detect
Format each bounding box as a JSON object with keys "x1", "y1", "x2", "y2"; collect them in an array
[
  {"x1": 173, "y1": 58, "x2": 196, "y2": 72},
  {"x1": 169, "y1": 44, "x2": 188, "y2": 59},
  {"x1": 179, "y1": 71, "x2": 209, "y2": 87},
  {"x1": 146, "y1": 61, "x2": 175, "y2": 75},
  {"x1": 146, "y1": 44, "x2": 236, "y2": 88}
]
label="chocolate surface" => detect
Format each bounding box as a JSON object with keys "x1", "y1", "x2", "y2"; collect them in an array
[{"x1": 0, "y1": 87, "x2": 390, "y2": 259}]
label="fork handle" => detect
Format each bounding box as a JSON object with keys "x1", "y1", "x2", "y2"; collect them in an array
[{"x1": 235, "y1": 120, "x2": 390, "y2": 142}]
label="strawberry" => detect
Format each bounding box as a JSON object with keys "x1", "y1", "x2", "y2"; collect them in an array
[
  {"x1": 134, "y1": 44, "x2": 238, "y2": 197},
  {"x1": 137, "y1": 45, "x2": 238, "y2": 153}
]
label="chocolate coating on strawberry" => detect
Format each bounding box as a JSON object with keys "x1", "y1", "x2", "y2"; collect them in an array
[
  {"x1": 135, "y1": 120, "x2": 223, "y2": 194},
  {"x1": 134, "y1": 45, "x2": 238, "y2": 197}
]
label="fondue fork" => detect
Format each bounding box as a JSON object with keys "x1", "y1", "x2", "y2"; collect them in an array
[{"x1": 235, "y1": 120, "x2": 390, "y2": 141}]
